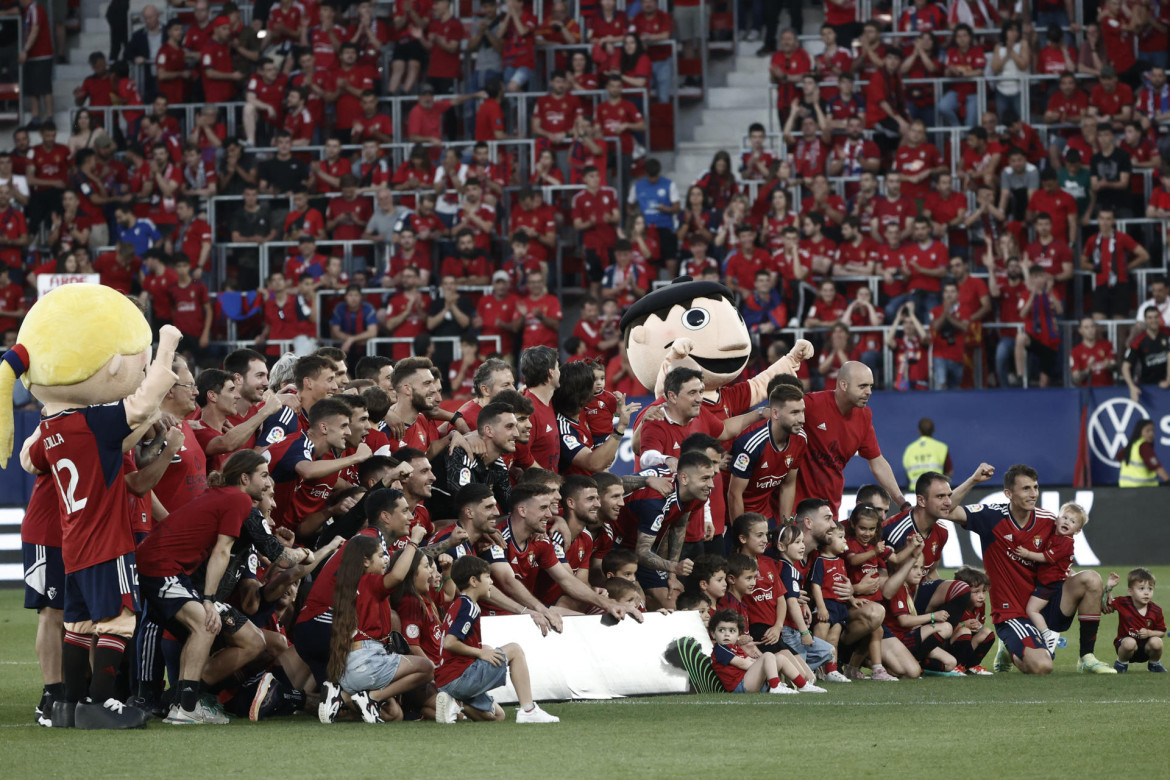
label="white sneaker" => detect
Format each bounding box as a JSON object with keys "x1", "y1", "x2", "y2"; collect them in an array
[
  {"x1": 768, "y1": 684, "x2": 797, "y2": 694},
  {"x1": 434, "y1": 691, "x2": 459, "y2": 724},
  {"x1": 515, "y1": 703, "x2": 559, "y2": 723},
  {"x1": 164, "y1": 704, "x2": 198, "y2": 725},
  {"x1": 351, "y1": 691, "x2": 384, "y2": 723},
  {"x1": 798, "y1": 682, "x2": 827, "y2": 693},
  {"x1": 1040, "y1": 629, "x2": 1057, "y2": 656},
  {"x1": 164, "y1": 701, "x2": 227, "y2": 725},
  {"x1": 745, "y1": 29, "x2": 760, "y2": 41},
  {"x1": 318, "y1": 681, "x2": 343, "y2": 724},
  {"x1": 824, "y1": 670, "x2": 852, "y2": 683}
]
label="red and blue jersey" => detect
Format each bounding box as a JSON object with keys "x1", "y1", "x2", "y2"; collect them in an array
[
  {"x1": 778, "y1": 559, "x2": 806, "y2": 629},
  {"x1": 716, "y1": 592, "x2": 751, "y2": 625},
  {"x1": 963, "y1": 502, "x2": 1055, "y2": 624},
  {"x1": 536, "y1": 527, "x2": 593, "y2": 606},
  {"x1": 883, "y1": 509, "x2": 949, "y2": 580},
  {"x1": 844, "y1": 537, "x2": 888, "y2": 602},
  {"x1": 27, "y1": 401, "x2": 134, "y2": 573},
  {"x1": 1113, "y1": 597, "x2": 1166, "y2": 644},
  {"x1": 808, "y1": 554, "x2": 850, "y2": 603},
  {"x1": 258, "y1": 404, "x2": 309, "y2": 447},
  {"x1": 498, "y1": 519, "x2": 566, "y2": 595},
  {"x1": 1035, "y1": 533, "x2": 1075, "y2": 586},
  {"x1": 266, "y1": 431, "x2": 314, "y2": 529},
  {"x1": 613, "y1": 483, "x2": 700, "y2": 551},
  {"x1": 435, "y1": 594, "x2": 482, "y2": 687},
  {"x1": 730, "y1": 425, "x2": 807, "y2": 523},
  {"x1": 711, "y1": 643, "x2": 750, "y2": 691},
  {"x1": 556, "y1": 412, "x2": 595, "y2": 477}
]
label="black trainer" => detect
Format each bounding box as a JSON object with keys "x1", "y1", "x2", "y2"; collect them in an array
[
  {"x1": 36, "y1": 690, "x2": 55, "y2": 727},
  {"x1": 75, "y1": 698, "x2": 150, "y2": 730},
  {"x1": 51, "y1": 700, "x2": 76, "y2": 728}
]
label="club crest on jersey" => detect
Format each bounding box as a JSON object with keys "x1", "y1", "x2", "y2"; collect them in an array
[
  {"x1": 785, "y1": 456, "x2": 793, "y2": 467},
  {"x1": 734, "y1": 453, "x2": 750, "y2": 471},
  {"x1": 1033, "y1": 537, "x2": 1043, "y2": 549},
  {"x1": 405, "y1": 624, "x2": 420, "y2": 639}
]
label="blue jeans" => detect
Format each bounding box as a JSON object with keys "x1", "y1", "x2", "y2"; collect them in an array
[
  {"x1": 438, "y1": 657, "x2": 509, "y2": 713},
  {"x1": 932, "y1": 357, "x2": 963, "y2": 390},
  {"x1": 859, "y1": 349, "x2": 881, "y2": 383},
  {"x1": 1140, "y1": 50, "x2": 1169, "y2": 70},
  {"x1": 995, "y1": 91, "x2": 1021, "y2": 120},
  {"x1": 1036, "y1": 11, "x2": 1073, "y2": 45},
  {"x1": 910, "y1": 290, "x2": 940, "y2": 322},
  {"x1": 884, "y1": 293, "x2": 914, "y2": 323},
  {"x1": 995, "y1": 335, "x2": 1016, "y2": 387},
  {"x1": 651, "y1": 59, "x2": 671, "y2": 105},
  {"x1": 907, "y1": 102, "x2": 935, "y2": 129},
  {"x1": 939, "y1": 91, "x2": 979, "y2": 128}
]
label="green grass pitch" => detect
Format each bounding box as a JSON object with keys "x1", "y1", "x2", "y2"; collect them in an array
[{"x1": 2, "y1": 566, "x2": 1167, "y2": 779}]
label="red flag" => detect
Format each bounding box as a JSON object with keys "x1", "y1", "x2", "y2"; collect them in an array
[{"x1": 1073, "y1": 405, "x2": 1091, "y2": 487}]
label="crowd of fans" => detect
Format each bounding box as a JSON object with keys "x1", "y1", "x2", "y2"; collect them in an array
[{"x1": 2, "y1": 0, "x2": 1170, "y2": 403}]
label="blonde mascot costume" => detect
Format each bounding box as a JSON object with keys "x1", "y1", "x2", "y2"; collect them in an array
[{"x1": 1, "y1": 284, "x2": 181, "y2": 730}]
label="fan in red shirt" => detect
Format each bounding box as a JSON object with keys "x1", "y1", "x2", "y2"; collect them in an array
[
  {"x1": 326, "y1": 175, "x2": 373, "y2": 242},
  {"x1": 474, "y1": 274, "x2": 521, "y2": 357},
  {"x1": 770, "y1": 31, "x2": 812, "y2": 117},
  {"x1": 0, "y1": 190, "x2": 29, "y2": 270},
  {"x1": 518, "y1": 271, "x2": 562, "y2": 351},
  {"x1": 1089, "y1": 71, "x2": 1135, "y2": 125},
  {"x1": 93, "y1": 244, "x2": 141, "y2": 295},
  {"x1": 1023, "y1": 212, "x2": 1074, "y2": 296},
  {"x1": 168, "y1": 256, "x2": 212, "y2": 354},
  {"x1": 382, "y1": 268, "x2": 433, "y2": 360},
  {"x1": 794, "y1": 368, "x2": 906, "y2": 517},
  {"x1": 595, "y1": 75, "x2": 645, "y2": 155},
  {"x1": 291, "y1": 51, "x2": 337, "y2": 128},
  {"x1": 571, "y1": 166, "x2": 621, "y2": 284},
  {"x1": 871, "y1": 173, "x2": 915, "y2": 238},
  {"x1": 1043, "y1": 73, "x2": 1089, "y2": 135},
  {"x1": 892, "y1": 122, "x2": 945, "y2": 201},
  {"x1": 1081, "y1": 208, "x2": 1149, "y2": 319},
  {"x1": 1099, "y1": 1, "x2": 1138, "y2": 78},
  {"x1": 155, "y1": 21, "x2": 192, "y2": 105},
  {"x1": 500, "y1": 0, "x2": 538, "y2": 86},
  {"x1": 335, "y1": 43, "x2": 379, "y2": 139},
  {"x1": 1026, "y1": 171, "x2": 1078, "y2": 245},
  {"x1": 510, "y1": 188, "x2": 557, "y2": 265},
  {"x1": 532, "y1": 72, "x2": 583, "y2": 152},
  {"x1": 200, "y1": 17, "x2": 243, "y2": 105},
  {"x1": 1069, "y1": 317, "x2": 1117, "y2": 387},
  {"x1": 724, "y1": 223, "x2": 772, "y2": 297}
]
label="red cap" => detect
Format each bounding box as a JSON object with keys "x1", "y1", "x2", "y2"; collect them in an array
[{"x1": 211, "y1": 15, "x2": 231, "y2": 28}]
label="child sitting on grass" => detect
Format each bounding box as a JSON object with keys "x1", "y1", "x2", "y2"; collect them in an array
[
  {"x1": 709, "y1": 609, "x2": 824, "y2": 694},
  {"x1": 950, "y1": 566, "x2": 995, "y2": 675},
  {"x1": 808, "y1": 524, "x2": 855, "y2": 683},
  {"x1": 1107, "y1": 567, "x2": 1166, "y2": 674},
  {"x1": 434, "y1": 556, "x2": 559, "y2": 724},
  {"x1": 1014, "y1": 502, "x2": 1088, "y2": 654},
  {"x1": 882, "y1": 550, "x2": 963, "y2": 677}
]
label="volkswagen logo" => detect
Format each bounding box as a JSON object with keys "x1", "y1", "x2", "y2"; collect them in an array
[{"x1": 1088, "y1": 398, "x2": 1149, "y2": 468}]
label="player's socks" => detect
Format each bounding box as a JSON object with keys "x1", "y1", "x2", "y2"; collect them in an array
[
  {"x1": 46, "y1": 682, "x2": 65, "y2": 701},
  {"x1": 824, "y1": 661, "x2": 838, "y2": 674},
  {"x1": 951, "y1": 642, "x2": 973, "y2": 669},
  {"x1": 767, "y1": 677, "x2": 781, "y2": 689},
  {"x1": 1078, "y1": 614, "x2": 1100, "y2": 657},
  {"x1": 63, "y1": 631, "x2": 92, "y2": 703},
  {"x1": 971, "y1": 635, "x2": 995, "y2": 667},
  {"x1": 90, "y1": 635, "x2": 128, "y2": 702},
  {"x1": 790, "y1": 674, "x2": 807, "y2": 688},
  {"x1": 178, "y1": 680, "x2": 200, "y2": 713},
  {"x1": 939, "y1": 590, "x2": 971, "y2": 628},
  {"x1": 922, "y1": 658, "x2": 947, "y2": 673}
]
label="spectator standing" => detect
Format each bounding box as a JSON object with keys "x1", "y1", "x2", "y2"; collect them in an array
[{"x1": 1081, "y1": 207, "x2": 1149, "y2": 319}]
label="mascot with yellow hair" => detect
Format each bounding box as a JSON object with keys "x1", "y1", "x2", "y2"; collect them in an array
[{"x1": 1, "y1": 284, "x2": 181, "y2": 730}]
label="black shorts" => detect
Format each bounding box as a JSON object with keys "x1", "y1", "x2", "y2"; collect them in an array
[
  {"x1": 1038, "y1": 580, "x2": 1074, "y2": 633},
  {"x1": 1091, "y1": 282, "x2": 1133, "y2": 319},
  {"x1": 585, "y1": 248, "x2": 611, "y2": 283},
  {"x1": 64, "y1": 553, "x2": 140, "y2": 624},
  {"x1": 23, "y1": 59, "x2": 53, "y2": 97},
  {"x1": 1115, "y1": 636, "x2": 1155, "y2": 663},
  {"x1": 392, "y1": 39, "x2": 427, "y2": 63},
  {"x1": 1026, "y1": 339, "x2": 1060, "y2": 378}
]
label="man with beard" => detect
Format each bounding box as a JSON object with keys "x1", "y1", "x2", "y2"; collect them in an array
[
  {"x1": 539, "y1": 475, "x2": 602, "y2": 611},
  {"x1": 793, "y1": 362, "x2": 906, "y2": 518},
  {"x1": 589, "y1": 472, "x2": 626, "y2": 586},
  {"x1": 493, "y1": 389, "x2": 537, "y2": 474},
  {"x1": 440, "y1": 228, "x2": 492, "y2": 285},
  {"x1": 397, "y1": 447, "x2": 437, "y2": 537},
  {"x1": 431, "y1": 403, "x2": 518, "y2": 520},
  {"x1": 193, "y1": 369, "x2": 282, "y2": 472},
  {"x1": 727, "y1": 384, "x2": 808, "y2": 529},
  {"x1": 455, "y1": 359, "x2": 515, "y2": 430},
  {"x1": 387, "y1": 357, "x2": 447, "y2": 457}
]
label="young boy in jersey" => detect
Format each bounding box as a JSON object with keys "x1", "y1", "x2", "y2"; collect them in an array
[
  {"x1": 717, "y1": 553, "x2": 756, "y2": 629},
  {"x1": 1108, "y1": 568, "x2": 1166, "y2": 673},
  {"x1": 684, "y1": 554, "x2": 728, "y2": 608},
  {"x1": 434, "y1": 556, "x2": 559, "y2": 724},
  {"x1": 709, "y1": 609, "x2": 812, "y2": 694},
  {"x1": 1015, "y1": 502, "x2": 1088, "y2": 655},
  {"x1": 808, "y1": 525, "x2": 853, "y2": 683},
  {"x1": 950, "y1": 566, "x2": 995, "y2": 675},
  {"x1": 602, "y1": 549, "x2": 639, "y2": 582}
]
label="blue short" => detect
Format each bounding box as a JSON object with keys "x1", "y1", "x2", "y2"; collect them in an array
[
  {"x1": 339, "y1": 640, "x2": 403, "y2": 694},
  {"x1": 635, "y1": 564, "x2": 670, "y2": 593},
  {"x1": 439, "y1": 657, "x2": 508, "y2": 713},
  {"x1": 780, "y1": 625, "x2": 835, "y2": 670},
  {"x1": 1116, "y1": 636, "x2": 1155, "y2": 663},
  {"x1": 140, "y1": 573, "x2": 202, "y2": 624},
  {"x1": 733, "y1": 680, "x2": 769, "y2": 693},
  {"x1": 1038, "y1": 580, "x2": 1074, "y2": 632},
  {"x1": 63, "y1": 553, "x2": 139, "y2": 624},
  {"x1": 23, "y1": 542, "x2": 64, "y2": 611},
  {"x1": 995, "y1": 617, "x2": 1046, "y2": 661},
  {"x1": 817, "y1": 600, "x2": 849, "y2": 628}
]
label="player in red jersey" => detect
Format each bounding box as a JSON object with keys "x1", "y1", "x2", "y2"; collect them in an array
[
  {"x1": 192, "y1": 370, "x2": 282, "y2": 472},
  {"x1": 21, "y1": 473, "x2": 65, "y2": 725},
  {"x1": 882, "y1": 471, "x2": 975, "y2": 621},
  {"x1": 1107, "y1": 568, "x2": 1166, "y2": 673},
  {"x1": 137, "y1": 450, "x2": 303, "y2": 724},
  {"x1": 18, "y1": 323, "x2": 182, "y2": 729},
  {"x1": 536, "y1": 475, "x2": 600, "y2": 609},
  {"x1": 949, "y1": 463, "x2": 1114, "y2": 674},
  {"x1": 152, "y1": 357, "x2": 209, "y2": 512},
  {"x1": 794, "y1": 362, "x2": 906, "y2": 518},
  {"x1": 1015, "y1": 502, "x2": 1088, "y2": 654},
  {"x1": 728, "y1": 384, "x2": 807, "y2": 527},
  {"x1": 552, "y1": 360, "x2": 636, "y2": 477},
  {"x1": 519, "y1": 345, "x2": 561, "y2": 471}
]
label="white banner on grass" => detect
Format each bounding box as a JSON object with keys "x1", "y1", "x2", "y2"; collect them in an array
[{"x1": 481, "y1": 611, "x2": 713, "y2": 704}]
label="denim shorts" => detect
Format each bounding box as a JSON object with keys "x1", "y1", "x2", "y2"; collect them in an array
[
  {"x1": 439, "y1": 657, "x2": 508, "y2": 713},
  {"x1": 780, "y1": 625, "x2": 835, "y2": 670},
  {"x1": 733, "y1": 680, "x2": 769, "y2": 693},
  {"x1": 504, "y1": 66, "x2": 533, "y2": 87},
  {"x1": 339, "y1": 640, "x2": 403, "y2": 694}
]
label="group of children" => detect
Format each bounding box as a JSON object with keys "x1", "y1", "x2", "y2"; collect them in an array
[{"x1": 690, "y1": 503, "x2": 1165, "y2": 694}]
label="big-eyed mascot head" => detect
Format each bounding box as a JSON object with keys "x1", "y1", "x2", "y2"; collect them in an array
[{"x1": 620, "y1": 277, "x2": 812, "y2": 403}]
